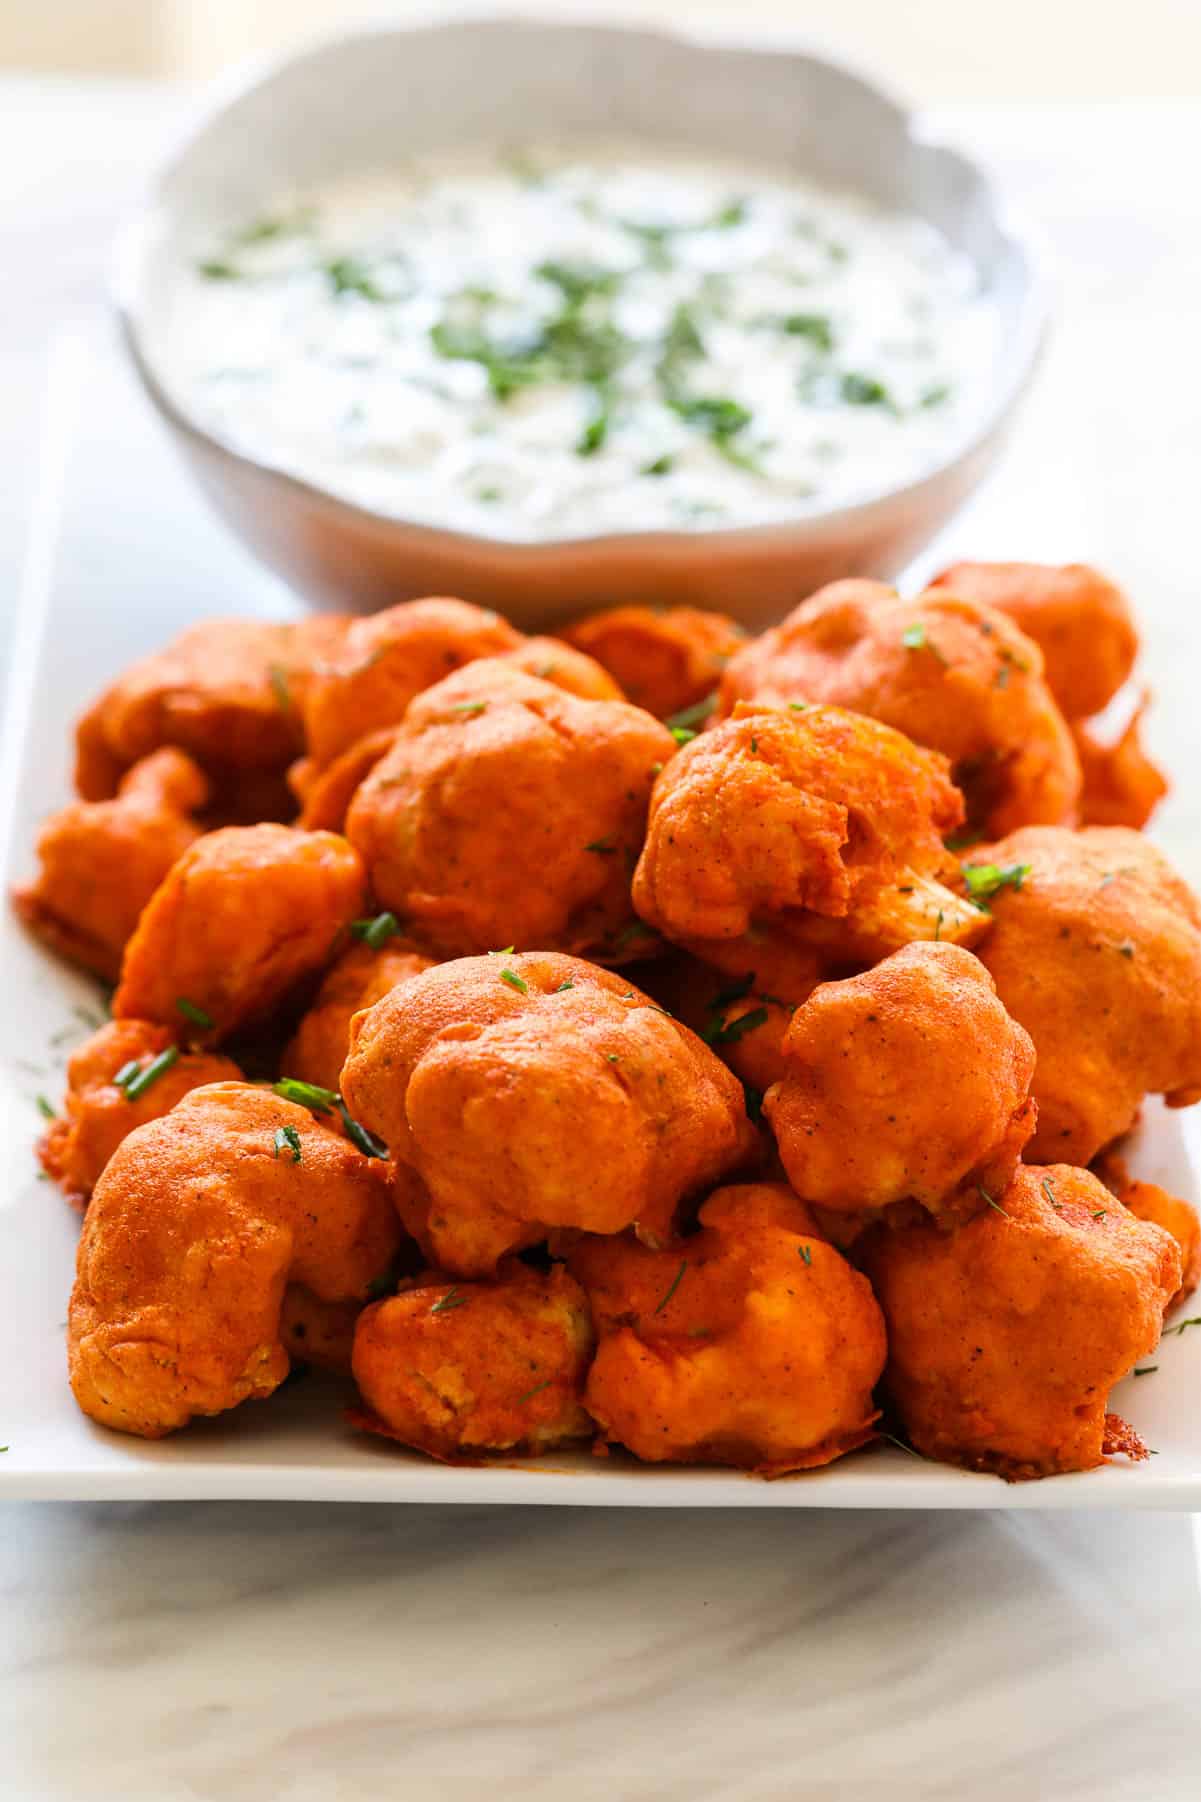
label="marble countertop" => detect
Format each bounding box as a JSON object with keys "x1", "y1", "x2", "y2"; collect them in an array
[{"x1": 3, "y1": 77, "x2": 1201, "y2": 1802}]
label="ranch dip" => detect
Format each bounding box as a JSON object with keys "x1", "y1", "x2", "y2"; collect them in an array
[{"x1": 164, "y1": 143, "x2": 1000, "y2": 539}]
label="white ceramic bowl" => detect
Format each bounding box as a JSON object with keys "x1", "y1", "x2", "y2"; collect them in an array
[{"x1": 115, "y1": 15, "x2": 1047, "y2": 633}]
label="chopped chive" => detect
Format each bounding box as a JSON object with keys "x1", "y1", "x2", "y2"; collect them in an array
[
  {"x1": 1041, "y1": 1177, "x2": 1061, "y2": 1212},
  {"x1": 1164, "y1": 1316, "x2": 1201, "y2": 1337},
  {"x1": 653, "y1": 1260, "x2": 688, "y2": 1314},
  {"x1": 500, "y1": 969, "x2": 528, "y2": 994},
  {"x1": 1092, "y1": 1209, "x2": 1108, "y2": 1220},
  {"x1": 269, "y1": 664, "x2": 291, "y2": 711},
  {"x1": 122, "y1": 1045, "x2": 180, "y2": 1102},
  {"x1": 197, "y1": 259, "x2": 241, "y2": 281},
  {"x1": 702, "y1": 1006, "x2": 769, "y2": 1047},
  {"x1": 665, "y1": 693, "x2": 718, "y2": 734},
  {"x1": 273, "y1": 1125, "x2": 302, "y2": 1164},
  {"x1": 338, "y1": 1104, "x2": 387, "y2": 1160},
  {"x1": 430, "y1": 1287, "x2": 469, "y2": 1314},
  {"x1": 788, "y1": 701, "x2": 808, "y2": 712},
  {"x1": 878, "y1": 1431, "x2": 920, "y2": 1458},
  {"x1": 798, "y1": 1243, "x2": 813, "y2": 1266},
  {"x1": 176, "y1": 996, "x2": 213, "y2": 1029},
  {"x1": 840, "y1": 371, "x2": 892, "y2": 408},
  {"x1": 584, "y1": 837, "x2": 617, "y2": 855},
  {"x1": 606, "y1": 1053, "x2": 621, "y2": 1063},
  {"x1": 274, "y1": 1078, "x2": 338, "y2": 1112},
  {"x1": 35, "y1": 1095, "x2": 57, "y2": 1120},
  {"x1": 977, "y1": 1185, "x2": 1009, "y2": 1219},
  {"x1": 555, "y1": 979, "x2": 575, "y2": 993},
  {"x1": 962, "y1": 862, "x2": 1031, "y2": 909},
  {"x1": 934, "y1": 910, "x2": 944, "y2": 942},
  {"x1": 451, "y1": 701, "x2": 487, "y2": 717},
  {"x1": 671, "y1": 726, "x2": 697, "y2": 746},
  {"x1": 1133, "y1": 1365, "x2": 1158, "y2": 1377},
  {"x1": 641, "y1": 453, "x2": 674, "y2": 477},
  {"x1": 350, "y1": 912, "x2": 400, "y2": 950},
  {"x1": 743, "y1": 1083, "x2": 764, "y2": 1123},
  {"x1": 491, "y1": 946, "x2": 516, "y2": 956},
  {"x1": 112, "y1": 1059, "x2": 141, "y2": 1090},
  {"x1": 517, "y1": 1378, "x2": 552, "y2": 1404}
]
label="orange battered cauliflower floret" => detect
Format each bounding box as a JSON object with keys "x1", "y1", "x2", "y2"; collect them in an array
[
  {"x1": 112, "y1": 824, "x2": 366, "y2": 1044},
  {"x1": 561, "y1": 604, "x2": 745, "y2": 719},
  {"x1": 340, "y1": 953, "x2": 757, "y2": 1278},
  {"x1": 970, "y1": 826, "x2": 1201, "y2": 1163},
  {"x1": 763, "y1": 943, "x2": 1036, "y2": 1225},
  {"x1": 282, "y1": 937, "x2": 434, "y2": 1094},
  {"x1": 1073, "y1": 699, "x2": 1168, "y2": 829},
  {"x1": 1094, "y1": 1151, "x2": 1201, "y2": 1312},
  {"x1": 927, "y1": 561, "x2": 1138, "y2": 722},
  {"x1": 718, "y1": 582, "x2": 1080, "y2": 836},
  {"x1": 570, "y1": 1182, "x2": 886, "y2": 1474},
  {"x1": 632, "y1": 701, "x2": 983, "y2": 971},
  {"x1": 351, "y1": 1262, "x2": 593, "y2": 1460},
  {"x1": 346, "y1": 662, "x2": 674, "y2": 961},
  {"x1": 68, "y1": 1083, "x2": 406, "y2": 1437},
  {"x1": 12, "y1": 748, "x2": 209, "y2": 982},
  {"x1": 38, "y1": 1019, "x2": 242, "y2": 1211},
  {"x1": 299, "y1": 596, "x2": 521, "y2": 769},
  {"x1": 74, "y1": 616, "x2": 347, "y2": 816},
  {"x1": 862, "y1": 1164, "x2": 1181, "y2": 1478}
]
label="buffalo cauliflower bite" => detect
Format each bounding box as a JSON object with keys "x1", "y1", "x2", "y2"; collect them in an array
[
  {"x1": 560, "y1": 604, "x2": 745, "y2": 718},
  {"x1": 499, "y1": 636, "x2": 624, "y2": 701},
  {"x1": 299, "y1": 596, "x2": 522, "y2": 769},
  {"x1": 113, "y1": 824, "x2": 365, "y2": 1044},
  {"x1": 68, "y1": 1083, "x2": 406, "y2": 1437},
  {"x1": 764, "y1": 943, "x2": 1036, "y2": 1224},
  {"x1": 971, "y1": 826, "x2": 1201, "y2": 1163},
  {"x1": 569, "y1": 1182, "x2": 886, "y2": 1473},
  {"x1": 718, "y1": 584, "x2": 1080, "y2": 836},
  {"x1": 863, "y1": 1164, "x2": 1181, "y2": 1478},
  {"x1": 340, "y1": 953, "x2": 757, "y2": 1278},
  {"x1": 38, "y1": 1019, "x2": 242, "y2": 1212},
  {"x1": 631, "y1": 701, "x2": 983, "y2": 971},
  {"x1": 346, "y1": 662, "x2": 675, "y2": 961},
  {"x1": 282, "y1": 939, "x2": 435, "y2": 1094},
  {"x1": 74, "y1": 616, "x2": 347, "y2": 811},
  {"x1": 1094, "y1": 1151, "x2": 1201, "y2": 1311},
  {"x1": 1073, "y1": 699, "x2": 1168, "y2": 829},
  {"x1": 927, "y1": 561, "x2": 1138, "y2": 721},
  {"x1": 351, "y1": 1262, "x2": 593, "y2": 1460},
  {"x1": 13, "y1": 748, "x2": 209, "y2": 982},
  {"x1": 278, "y1": 1286, "x2": 366, "y2": 1373}
]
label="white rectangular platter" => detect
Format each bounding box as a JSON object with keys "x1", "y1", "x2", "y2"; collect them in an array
[{"x1": 2, "y1": 329, "x2": 1200, "y2": 1507}]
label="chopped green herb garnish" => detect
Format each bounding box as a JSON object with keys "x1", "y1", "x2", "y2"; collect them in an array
[
  {"x1": 450, "y1": 701, "x2": 487, "y2": 717},
  {"x1": 324, "y1": 257, "x2": 383, "y2": 301},
  {"x1": 665, "y1": 693, "x2": 717, "y2": 734},
  {"x1": 500, "y1": 969, "x2": 528, "y2": 994},
  {"x1": 35, "y1": 1095, "x2": 57, "y2": 1120},
  {"x1": 606, "y1": 1053, "x2": 621, "y2": 1063},
  {"x1": 112, "y1": 1059, "x2": 141, "y2": 1090},
  {"x1": 350, "y1": 912, "x2": 400, "y2": 950},
  {"x1": 703, "y1": 1006, "x2": 769, "y2": 1047},
  {"x1": 517, "y1": 1378, "x2": 552, "y2": 1404},
  {"x1": 1164, "y1": 1316, "x2": 1201, "y2": 1337},
  {"x1": 535, "y1": 260, "x2": 621, "y2": 305},
  {"x1": 269, "y1": 664, "x2": 291, "y2": 711},
  {"x1": 641, "y1": 453, "x2": 674, "y2": 477},
  {"x1": 430, "y1": 1287, "x2": 469, "y2": 1314},
  {"x1": 878, "y1": 1431, "x2": 920, "y2": 1458},
  {"x1": 176, "y1": 996, "x2": 214, "y2": 1029},
  {"x1": 713, "y1": 197, "x2": 748, "y2": 228},
  {"x1": 901, "y1": 622, "x2": 927, "y2": 650},
  {"x1": 273, "y1": 1125, "x2": 302, "y2": 1164},
  {"x1": 555, "y1": 979, "x2": 575, "y2": 993},
  {"x1": 1092, "y1": 1209, "x2": 1108, "y2": 1220},
  {"x1": 1041, "y1": 1177, "x2": 1061, "y2": 1212},
  {"x1": 666, "y1": 392, "x2": 752, "y2": 441},
  {"x1": 920, "y1": 382, "x2": 952, "y2": 408},
  {"x1": 788, "y1": 701, "x2": 808, "y2": 712},
  {"x1": 840, "y1": 371, "x2": 892, "y2": 407},
  {"x1": 653, "y1": 1260, "x2": 688, "y2": 1314},
  {"x1": 977, "y1": 1185, "x2": 1009, "y2": 1219},
  {"x1": 962, "y1": 861, "x2": 1031, "y2": 909},
  {"x1": 1133, "y1": 1365, "x2": 1158, "y2": 1377},
  {"x1": 934, "y1": 910, "x2": 945, "y2": 942},
  {"x1": 576, "y1": 405, "x2": 610, "y2": 457},
  {"x1": 798, "y1": 1243, "x2": 813, "y2": 1266},
  {"x1": 743, "y1": 1083, "x2": 764, "y2": 1123},
  {"x1": 339, "y1": 1104, "x2": 387, "y2": 1160},
  {"x1": 584, "y1": 837, "x2": 617, "y2": 855},
  {"x1": 197, "y1": 259, "x2": 241, "y2": 281},
  {"x1": 671, "y1": 726, "x2": 697, "y2": 746},
  {"x1": 781, "y1": 313, "x2": 834, "y2": 352},
  {"x1": 275, "y1": 1078, "x2": 339, "y2": 1113},
  {"x1": 122, "y1": 1046, "x2": 180, "y2": 1103}
]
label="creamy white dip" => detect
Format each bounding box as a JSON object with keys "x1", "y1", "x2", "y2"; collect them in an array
[{"x1": 163, "y1": 143, "x2": 1000, "y2": 539}]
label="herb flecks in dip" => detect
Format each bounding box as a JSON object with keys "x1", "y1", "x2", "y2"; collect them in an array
[{"x1": 166, "y1": 145, "x2": 997, "y2": 539}]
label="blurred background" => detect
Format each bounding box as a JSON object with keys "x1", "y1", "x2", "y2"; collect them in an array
[{"x1": 2, "y1": 0, "x2": 1200, "y2": 99}]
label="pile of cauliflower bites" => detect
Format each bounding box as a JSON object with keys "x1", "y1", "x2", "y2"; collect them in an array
[{"x1": 15, "y1": 564, "x2": 1201, "y2": 1480}]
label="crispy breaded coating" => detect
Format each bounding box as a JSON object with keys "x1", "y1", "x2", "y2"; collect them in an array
[
  {"x1": 499, "y1": 636, "x2": 624, "y2": 701},
  {"x1": 68, "y1": 1083, "x2": 405, "y2": 1437},
  {"x1": 351, "y1": 1262, "x2": 593, "y2": 1460},
  {"x1": 1073, "y1": 699, "x2": 1168, "y2": 829},
  {"x1": 570, "y1": 1182, "x2": 885, "y2": 1473},
  {"x1": 346, "y1": 662, "x2": 674, "y2": 961},
  {"x1": 764, "y1": 943, "x2": 1036, "y2": 1223},
  {"x1": 278, "y1": 1285, "x2": 365, "y2": 1373},
  {"x1": 12, "y1": 749, "x2": 209, "y2": 982},
  {"x1": 74, "y1": 616, "x2": 347, "y2": 806},
  {"x1": 632, "y1": 701, "x2": 983, "y2": 970},
  {"x1": 38, "y1": 1019, "x2": 242, "y2": 1211},
  {"x1": 300, "y1": 597, "x2": 521, "y2": 769},
  {"x1": 560, "y1": 604, "x2": 745, "y2": 718},
  {"x1": 971, "y1": 826, "x2": 1201, "y2": 1163},
  {"x1": 928, "y1": 561, "x2": 1138, "y2": 720},
  {"x1": 282, "y1": 939, "x2": 434, "y2": 1094},
  {"x1": 862, "y1": 1164, "x2": 1180, "y2": 1478},
  {"x1": 1095, "y1": 1152, "x2": 1201, "y2": 1311},
  {"x1": 113, "y1": 824, "x2": 366, "y2": 1043},
  {"x1": 718, "y1": 584, "x2": 1080, "y2": 836},
  {"x1": 340, "y1": 953, "x2": 756, "y2": 1277}
]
